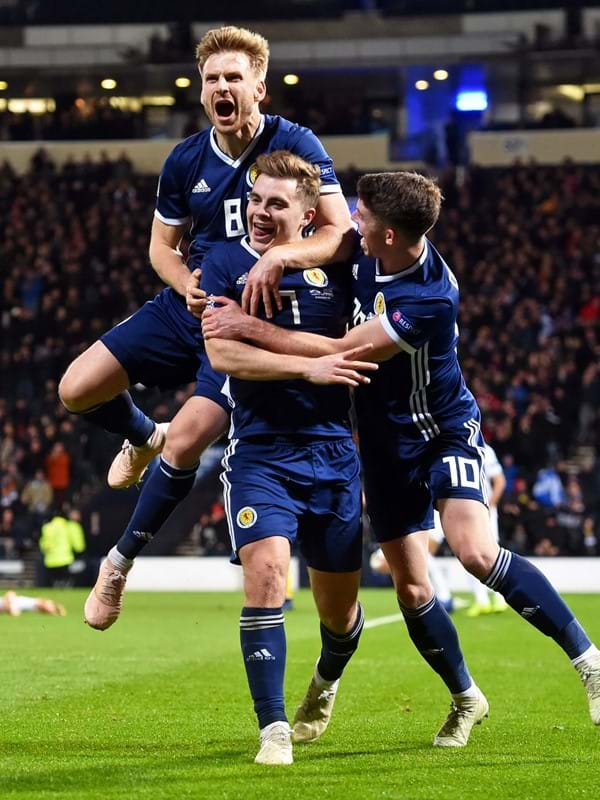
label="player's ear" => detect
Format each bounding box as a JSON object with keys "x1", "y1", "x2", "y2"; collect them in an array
[
  {"x1": 384, "y1": 227, "x2": 396, "y2": 246},
  {"x1": 254, "y1": 79, "x2": 267, "y2": 103},
  {"x1": 302, "y1": 207, "x2": 317, "y2": 228}
]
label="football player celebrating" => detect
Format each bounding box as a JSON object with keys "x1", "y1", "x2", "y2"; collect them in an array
[
  {"x1": 203, "y1": 170, "x2": 600, "y2": 741},
  {"x1": 59, "y1": 26, "x2": 353, "y2": 629}
]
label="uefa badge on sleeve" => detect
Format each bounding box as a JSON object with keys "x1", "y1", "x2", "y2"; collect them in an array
[{"x1": 237, "y1": 507, "x2": 257, "y2": 529}]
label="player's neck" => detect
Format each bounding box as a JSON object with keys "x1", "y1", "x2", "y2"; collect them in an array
[
  {"x1": 214, "y1": 111, "x2": 262, "y2": 159},
  {"x1": 379, "y1": 238, "x2": 425, "y2": 275}
]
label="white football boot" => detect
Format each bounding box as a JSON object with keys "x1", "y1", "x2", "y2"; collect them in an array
[{"x1": 107, "y1": 422, "x2": 169, "y2": 489}]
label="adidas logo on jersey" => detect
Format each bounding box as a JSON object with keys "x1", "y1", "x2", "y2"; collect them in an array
[
  {"x1": 246, "y1": 648, "x2": 275, "y2": 662},
  {"x1": 192, "y1": 178, "x2": 211, "y2": 193},
  {"x1": 236, "y1": 272, "x2": 249, "y2": 285}
]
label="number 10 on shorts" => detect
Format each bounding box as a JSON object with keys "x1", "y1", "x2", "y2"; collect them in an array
[{"x1": 442, "y1": 456, "x2": 479, "y2": 489}]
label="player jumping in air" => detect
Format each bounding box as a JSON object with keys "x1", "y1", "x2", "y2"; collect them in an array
[
  {"x1": 202, "y1": 170, "x2": 600, "y2": 741},
  {"x1": 58, "y1": 26, "x2": 353, "y2": 629}
]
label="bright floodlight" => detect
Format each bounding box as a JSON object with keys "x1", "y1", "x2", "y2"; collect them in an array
[{"x1": 456, "y1": 90, "x2": 488, "y2": 111}]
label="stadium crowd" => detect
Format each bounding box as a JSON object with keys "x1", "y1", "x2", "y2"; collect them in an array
[{"x1": 0, "y1": 152, "x2": 598, "y2": 560}]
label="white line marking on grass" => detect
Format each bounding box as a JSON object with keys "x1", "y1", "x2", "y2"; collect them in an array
[
  {"x1": 364, "y1": 598, "x2": 469, "y2": 630},
  {"x1": 364, "y1": 613, "x2": 405, "y2": 629}
]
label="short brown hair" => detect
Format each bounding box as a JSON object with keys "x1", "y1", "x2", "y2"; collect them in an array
[
  {"x1": 195, "y1": 26, "x2": 270, "y2": 78},
  {"x1": 255, "y1": 151, "x2": 321, "y2": 209},
  {"x1": 357, "y1": 171, "x2": 442, "y2": 242}
]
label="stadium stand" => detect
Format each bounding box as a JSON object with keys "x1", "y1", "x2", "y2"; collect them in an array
[{"x1": 1, "y1": 152, "x2": 598, "y2": 563}]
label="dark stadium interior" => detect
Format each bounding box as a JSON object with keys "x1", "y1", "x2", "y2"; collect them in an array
[
  {"x1": 1, "y1": 154, "x2": 599, "y2": 567},
  {"x1": 0, "y1": 1, "x2": 599, "y2": 583}
]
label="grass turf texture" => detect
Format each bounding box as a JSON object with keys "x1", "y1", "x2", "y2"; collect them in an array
[{"x1": 1, "y1": 588, "x2": 598, "y2": 800}]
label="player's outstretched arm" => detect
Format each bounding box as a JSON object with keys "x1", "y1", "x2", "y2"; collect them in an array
[
  {"x1": 203, "y1": 296, "x2": 340, "y2": 356},
  {"x1": 242, "y1": 193, "x2": 354, "y2": 318},
  {"x1": 205, "y1": 338, "x2": 375, "y2": 387},
  {"x1": 149, "y1": 217, "x2": 190, "y2": 297},
  {"x1": 203, "y1": 296, "x2": 400, "y2": 363}
]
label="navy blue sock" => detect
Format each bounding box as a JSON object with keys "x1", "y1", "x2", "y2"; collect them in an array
[
  {"x1": 317, "y1": 602, "x2": 364, "y2": 682},
  {"x1": 400, "y1": 595, "x2": 472, "y2": 694},
  {"x1": 240, "y1": 607, "x2": 287, "y2": 729},
  {"x1": 78, "y1": 391, "x2": 155, "y2": 446},
  {"x1": 485, "y1": 548, "x2": 592, "y2": 660},
  {"x1": 115, "y1": 457, "x2": 197, "y2": 559}
]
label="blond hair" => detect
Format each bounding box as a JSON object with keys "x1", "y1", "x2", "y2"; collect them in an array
[
  {"x1": 195, "y1": 26, "x2": 270, "y2": 78},
  {"x1": 255, "y1": 151, "x2": 321, "y2": 209}
]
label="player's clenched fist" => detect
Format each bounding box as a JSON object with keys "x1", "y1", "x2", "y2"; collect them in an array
[
  {"x1": 202, "y1": 296, "x2": 249, "y2": 340},
  {"x1": 186, "y1": 268, "x2": 207, "y2": 319}
]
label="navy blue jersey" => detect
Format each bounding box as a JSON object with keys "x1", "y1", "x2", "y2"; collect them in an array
[
  {"x1": 353, "y1": 237, "x2": 480, "y2": 450},
  {"x1": 155, "y1": 114, "x2": 340, "y2": 266},
  {"x1": 201, "y1": 237, "x2": 352, "y2": 439}
]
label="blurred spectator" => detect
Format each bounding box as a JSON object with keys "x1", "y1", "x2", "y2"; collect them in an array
[
  {"x1": 21, "y1": 469, "x2": 54, "y2": 519},
  {"x1": 39, "y1": 507, "x2": 86, "y2": 586},
  {"x1": 45, "y1": 442, "x2": 71, "y2": 507},
  {"x1": 532, "y1": 467, "x2": 566, "y2": 509},
  {"x1": 0, "y1": 508, "x2": 18, "y2": 559}
]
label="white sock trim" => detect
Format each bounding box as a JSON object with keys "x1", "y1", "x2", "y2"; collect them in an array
[
  {"x1": 314, "y1": 666, "x2": 340, "y2": 692},
  {"x1": 259, "y1": 721, "x2": 291, "y2": 738},
  {"x1": 571, "y1": 644, "x2": 600, "y2": 667},
  {"x1": 108, "y1": 546, "x2": 133, "y2": 573},
  {"x1": 451, "y1": 682, "x2": 479, "y2": 701}
]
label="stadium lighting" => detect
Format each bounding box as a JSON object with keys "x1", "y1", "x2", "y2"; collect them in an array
[
  {"x1": 101, "y1": 78, "x2": 117, "y2": 90},
  {"x1": 456, "y1": 90, "x2": 488, "y2": 111},
  {"x1": 283, "y1": 74, "x2": 300, "y2": 86},
  {"x1": 433, "y1": 69, "x2": 449, "y2": 81},
  {"x1": 175, "y1": 77, "x2": 191, "y2": 88},
  {"x1": 415, "y1": 80, "x2": 429, "y2": 91},
  {"x1": 0, "y1": 81, "x2": 7, "y2": 90}
]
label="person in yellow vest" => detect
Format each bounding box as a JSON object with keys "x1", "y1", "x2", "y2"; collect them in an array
[{"x1": 39, "y1": 507, "x2": 86, "y2": 587}]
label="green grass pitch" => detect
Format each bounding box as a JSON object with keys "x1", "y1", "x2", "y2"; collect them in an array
[{"x1": 1, "y1": 588, "x2": 598, "y2": 800}]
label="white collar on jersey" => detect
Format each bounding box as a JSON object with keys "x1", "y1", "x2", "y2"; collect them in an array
[
  {"x1": 374, "y1": 239, "x2": 428, "y2": 283},
  {"x1": 209, "y1": 115, "x2": 266, "y2": 168},
  {"x1": 241, "y1": 236, "x2": 261, "y2": 259}
]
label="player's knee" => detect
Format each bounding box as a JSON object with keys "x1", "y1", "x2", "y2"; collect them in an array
[
  {"x1": 163, "y1": 426, "x2": 203, "y2": 468},
  {"x1": 245, "y1": 559, "x2": 287, "y2": 606},
  {"x1": 58, "y1": 369, "x2": 90, "y2": 412},
  {"x1": 396, "y1": 581, "x2": 432, "y2": 609},
  {"x1": 457, "y1": 547, "x2": 495, "y2": 580},
  {"x1": 319, "y1": 602, "x2": 357, "y2": 635}
]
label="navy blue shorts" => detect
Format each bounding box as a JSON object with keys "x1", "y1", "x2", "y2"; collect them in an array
[
  {"x1": 101, "y1": 289, "x2": 230, "y2": 413},
  {"x1": 220, "y1": 436, "x2": 362, "y2": 572},
  {"x1": 361, "y1": 418, "x2": 488, "y2": 543}
]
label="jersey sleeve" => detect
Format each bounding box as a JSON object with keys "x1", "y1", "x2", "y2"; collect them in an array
[
  {"x1": 154, "y1": 148, "x2": 191, "y2": 226},
  {"x1": 288, "y1": 128, "x2": 341, "y2": 195},
  {"x1": 377, "y1": 297, "x2": 446, "y2": 354}
]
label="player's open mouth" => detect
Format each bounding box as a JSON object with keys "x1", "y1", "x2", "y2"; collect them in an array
[
  {"x1": 215, "y1": 99, "x2": 236, "y2": 121},
  {"x1": 252, "y1": 222, "x2": 274, "y2": 241}
]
